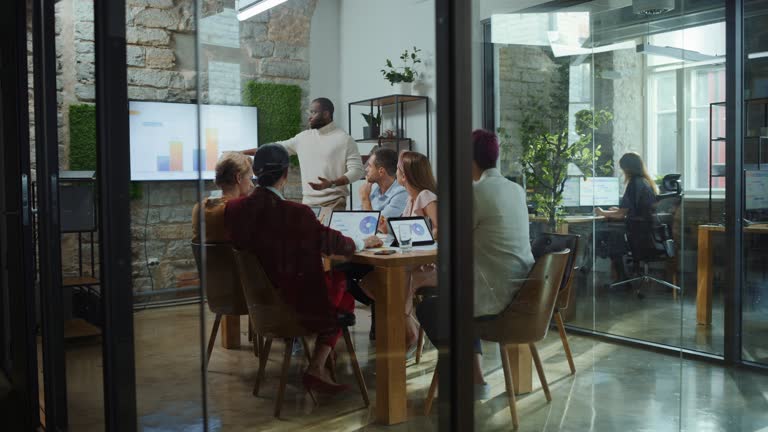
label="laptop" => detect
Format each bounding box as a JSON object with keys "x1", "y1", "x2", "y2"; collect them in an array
[
  {"x1": 387, "y1": 216, "x2": 436, "y2": 246},
  {"x1": 328, "y1": 210, "x2": 381, "y2": 239},
  {"x1": 310, "y1": 206, "x2": 334, "y2": 225}
]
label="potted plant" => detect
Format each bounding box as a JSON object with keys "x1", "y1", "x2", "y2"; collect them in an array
[
  {"x1": 380, "y1": 47, "x2": 422, "y2": 94},
  {"x1": 361, "y1": 112, "x2": 381, "y2": 140},
  {"x1": 521, "y1": 107, "x2": 613, "y2": 230}
]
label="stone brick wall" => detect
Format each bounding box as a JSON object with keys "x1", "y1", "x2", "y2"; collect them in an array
[
  {"x1": 497, "y1": 45, "x2": 563, "y2": 177},
  {"x1": 53, "y1": 0, "x2": 316, "y2": 295}
]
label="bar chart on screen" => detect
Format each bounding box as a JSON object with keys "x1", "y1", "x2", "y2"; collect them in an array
[{"x1": 129, "y1": 101, "x2": 258, "y2": 181}]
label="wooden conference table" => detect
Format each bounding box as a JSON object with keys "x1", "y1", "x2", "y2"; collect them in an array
[
  {"x1": 696, "y1": 223, "x2": 768, "y2": 326},
  {"x1": 351, "y1": 246, "x2": 539, "y2": 425}
]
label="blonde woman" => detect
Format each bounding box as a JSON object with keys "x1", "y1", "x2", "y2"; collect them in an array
[{"x1": 192, "y1": 152, "x2": 254, "y2": 243}]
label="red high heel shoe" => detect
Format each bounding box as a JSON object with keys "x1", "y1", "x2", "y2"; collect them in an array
[{"x1": 302, "y1": 372, "x2": 349, "y2": 396}]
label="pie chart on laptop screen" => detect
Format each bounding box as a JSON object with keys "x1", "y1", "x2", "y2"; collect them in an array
[
  {"x1": 359, "y1": 216, "x2": 378, "y2": 235},
  {"x1": 411, "y1": 223, "x2": 425, "y2": 236}
]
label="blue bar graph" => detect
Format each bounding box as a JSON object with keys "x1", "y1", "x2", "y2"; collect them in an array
[{"x1": 157, "y1": 155, "x2": 170, "y2": 171}]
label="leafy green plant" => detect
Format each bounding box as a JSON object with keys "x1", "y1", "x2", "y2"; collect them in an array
[
  {"x1": 361, "y1": 112, "x2": 381, "y2": 128},
  {"x1": 243, "y1": 81, "x2": 303, "y2": 167},
  {"x1": 521, "y1": 107, "x2": 613, "y2": 229},
  {"x1": 380, "y1": 47, "x2": 422, "y2": 85}
]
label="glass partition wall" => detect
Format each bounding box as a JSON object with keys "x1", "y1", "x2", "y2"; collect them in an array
[
  {"x1": 742, "y1": 0, "x2": 768, "y2": 368},
  {"x1": 483, "y1": 0, "x2": 727, "y2": 359}
]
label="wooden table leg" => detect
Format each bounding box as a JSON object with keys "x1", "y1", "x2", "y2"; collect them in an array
[
  {"x1": 696, "y1": 227, "x2": 713, "y2": 326},
  {"x1": 506, "y1": 344, "x2": 532, "y2": 395},
  {"x1": 221, "y1": 315, "x2": 241, "y2": 349},
  {"x1": 374, "y1": 266, "x2": 408, "y2": 425}
]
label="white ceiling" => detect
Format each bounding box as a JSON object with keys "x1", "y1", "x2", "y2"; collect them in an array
[{"x1": 478, "y1": 0, "x2": 555, "y2": 20}]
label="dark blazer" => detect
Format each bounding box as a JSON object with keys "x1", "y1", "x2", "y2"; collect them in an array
[{"x1": 224, "y1": 187, "x2": 356, "y2": 327}]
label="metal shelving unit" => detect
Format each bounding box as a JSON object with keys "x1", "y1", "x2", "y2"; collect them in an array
[
  {"x1": 347, "y1": 94, "x2": 430, "y2": 208},
  {"x1": 709, "y1": 98, "x2": 768, "y2": 220}
]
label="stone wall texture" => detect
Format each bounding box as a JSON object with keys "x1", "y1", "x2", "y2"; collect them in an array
[
  {"x1": 497, "y1": 45, "x2": 562, "y2": 177},
  {"x1": 53, "y1": 0, "x2": 315, "y2": 295}
]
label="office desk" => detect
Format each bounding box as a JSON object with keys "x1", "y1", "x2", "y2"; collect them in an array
[
  {"x1": 529, "y1": 214, "x2": 605, "y2": 233},
  {"x1": 696, "y1": 223, "x2": 768, "y2": 326}
]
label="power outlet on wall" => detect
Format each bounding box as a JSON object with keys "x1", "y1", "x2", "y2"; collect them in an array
[{"x1": 147, "y1": 257, "x2": 160, "y2": 267}]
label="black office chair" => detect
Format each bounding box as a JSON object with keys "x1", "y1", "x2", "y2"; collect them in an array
[{"x1": 610, "y1": 174, "x2": 682, "y2": 298}]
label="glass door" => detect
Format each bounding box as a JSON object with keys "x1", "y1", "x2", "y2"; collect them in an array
[{"x1": 741, "y1": 0, "x2": 768, "y2": 367}]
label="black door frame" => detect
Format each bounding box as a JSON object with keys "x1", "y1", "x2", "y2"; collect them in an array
[
  {"x1": 435, "y1": 0, "x2": 475, "y2": 430},
  {"x1": 32, "y1": 0, "x2": 68, "y2": 429},
  {"x1": 724, "y1": 0, "x2": 744, "y2": 367},
  {"x1": 0, "y1": 0, "x2": 39, "y2": 429},
  {"x1": 94, "y1": 0, "x2": 138, "y2": 429}
]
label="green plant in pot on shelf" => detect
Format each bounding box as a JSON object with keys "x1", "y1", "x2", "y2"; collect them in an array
[
  {"x1": 381, "y1": 47, "x2": 422, "y2": 93},
  {"x1": 521, "y1": 107, "x2": 613, "y2": 230},
  {"x1": 361, "y1": 112, "x2": 382, "y2": 140}
]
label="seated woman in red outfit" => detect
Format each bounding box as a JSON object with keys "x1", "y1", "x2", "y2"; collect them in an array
[{"x1": 225, "y1": 144, "x2": 382, "y2": 394}]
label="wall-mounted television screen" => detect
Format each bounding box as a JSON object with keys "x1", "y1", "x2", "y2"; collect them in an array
[{"x1": 129, "y1": 101, "x2": 258, "y2": 181}]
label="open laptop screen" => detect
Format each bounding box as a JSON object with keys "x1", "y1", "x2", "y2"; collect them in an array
[
  {"x1": 328, "y1": 210, "x2": 381, "y2": 239},
  {"x1": 388, "y1": 216, "x2": 435, "y2": 246}
]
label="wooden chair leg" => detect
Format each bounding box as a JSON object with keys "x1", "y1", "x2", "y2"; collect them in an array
[
  {"x1": 298, "y1": 336, "x2": 318, "y2": 406},
  {"x1": 326, "y1": 352, "x2": 338, "y2": 383},
  {"x1": 253, "y1": 337, "x2": 272, "y2": 397},
  {"x1": 424, "y1": 367, "x2": 438, "y2": 416},
  {"x1": 415, "y1": 327, "x2": 425, "y2": 364},
  {"x1": 252, "y1": 339, "x2": 261, "y2": 358},
  {"x1": 300, "y1": 337, "x2": 313, "y2": 364},
  {"x1": 274, "y1": 338, "x2": 294, "y2": 418},
  {"x1": 529, "y1": 343, "x2": 551, "y2": 402},
  {"x1": 206, "y1": 314, "x2": 222, "y2": 368},
  {"x1": 343, "y1": 327, "x2": 370, "y2": 407},
  {"x1": 500, "y1": 344, "x2": 519, "y2": 429},
  {"x1": 554, "y1": 311, "x2": 576, "y2": 375}
]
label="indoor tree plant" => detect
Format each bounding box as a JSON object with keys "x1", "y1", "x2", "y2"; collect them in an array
[
  {"x1": 380, "y1": 47, "x2": 422, "y2": 94},
  {"x1": 521, "y1": 106, "x2": 613, "y2": 230}
]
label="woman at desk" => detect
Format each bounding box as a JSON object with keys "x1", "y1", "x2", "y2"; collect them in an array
[
  {"x1": 595, "y1": 152, "x2": 658, "y2": 281},
  {"x1": 192, "y1": 152, "x2": 254, "y2": 243},
  {"x1": 368, "y1": 151, "x2": 439, "y2": 350}
]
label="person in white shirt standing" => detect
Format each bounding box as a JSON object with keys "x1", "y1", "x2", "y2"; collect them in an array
[{"x1": 246, "y1": 98, "x2": 363, "y2": 209}]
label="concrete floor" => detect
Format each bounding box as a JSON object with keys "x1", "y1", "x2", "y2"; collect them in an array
[{"x1": 60, "y1": 303, "x2": 768, "y2": 431}]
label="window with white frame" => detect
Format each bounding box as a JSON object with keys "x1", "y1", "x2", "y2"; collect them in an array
[{"x1": 646, "y1": 22, "x2": 726, "y2": 194}]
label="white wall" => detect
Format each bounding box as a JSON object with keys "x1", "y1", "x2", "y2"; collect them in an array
[
  {"x1": 338, "y1": 0, "x2": 437, "y2": 160},
  {"x1": 309, "y1": 0, "x2": 341, "y2": 111}
]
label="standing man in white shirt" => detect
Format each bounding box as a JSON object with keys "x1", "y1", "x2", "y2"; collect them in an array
[{"x1": 245, "y1": 97, "x2": 364, "y2": 209}]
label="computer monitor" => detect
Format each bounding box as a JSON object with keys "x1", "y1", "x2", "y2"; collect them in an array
[
  {"x1": 579, "y1": 177, "x2": 620, "y2": 207},
  {"x1": 561, "y1": 178, "x2": 580, "y2": 207},
  {"x1": 745, "y1": 170, "x2": 768, "y2": 217}
]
